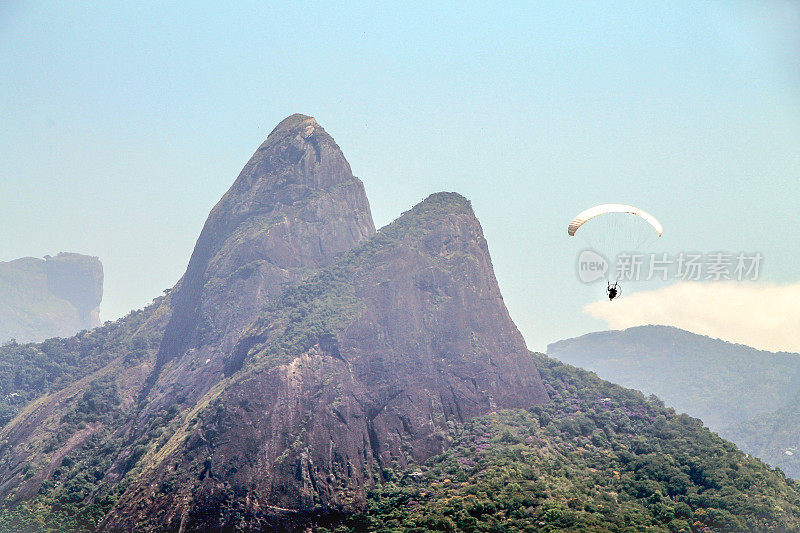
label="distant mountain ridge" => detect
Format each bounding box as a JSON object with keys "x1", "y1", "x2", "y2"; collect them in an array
[
  {"x1": 548, "y1": 325, "x2": 800, "y2": 478},
  {"x1": 0, "y1": 252, "x2": 103, "y2": 343}
]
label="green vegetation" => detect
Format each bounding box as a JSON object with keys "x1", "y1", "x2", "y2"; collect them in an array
[
  {"x1": 0, "y1": 298, "x2": 166, "y2": 533},
  {"x1": 12, "y1": 334, "x2": 798, "y2": 531},
  {"x1": 333, "y1": 354, "x2": 800, "y2": 532},
  {"x1": 547, "y1": 325, "x2": 800, "y2": 478},
  {"x1": 240, "y1": 263, "x2": 363, "y2": 371},
  {"x1": 0, "y1": 376, "x2": 183, "y2": 533},
  {"x1": 0, "y1": 299, "x2": 162, "y2": 428},
  {"x1": 4, "y1": 312, "x2": 800, "y2": 532}
]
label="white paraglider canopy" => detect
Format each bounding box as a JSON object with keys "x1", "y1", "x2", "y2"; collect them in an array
[{"x1": 568, "y1": 203, "x2": 663, "y2": 237}]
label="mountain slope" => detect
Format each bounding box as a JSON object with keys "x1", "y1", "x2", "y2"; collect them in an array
[
  {"x1": 5, "y1": 352, "x2": 800, "y2": 532},
  {"x1": 149, "y1": 113, "x2": 375, "y2": 405},
  {"x1": 0, "y1": 114, "x2": 377, "y2": 527},
  {"x1": 0, "y1": 253, "x2": 103, "y2": 343},
  {"x1": 102, "y1": 192, "x2": 549, "y2": 532},
  {"x1": 0, "y1": 116, "x2": 549, "y2": 532},
  {"x1": 338, "y1": 354, "x2": 800, "y2": 533},
  {"x1": 547, "y1": 325, "x2": 800, "y2": 478}
]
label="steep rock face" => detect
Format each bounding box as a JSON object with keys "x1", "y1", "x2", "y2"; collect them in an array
[
  {"x1": 0, "y1": 114, "x2": 375, "y2": 513},
  {"x1": 0, "y1": 253, "x2": 103, "y2": 343},
  {"x1": 147, "y1": 114, "x2": 375, "y2": 405},
  {"x1": 43, "y1": 252, "x2": 104, "y2": 326},
  {"x1": 0, "y1": 117, "x2": 549, "y2": 532},
  {"x1": 103, "y1": 193, "x2": 548, "y2": 532}
]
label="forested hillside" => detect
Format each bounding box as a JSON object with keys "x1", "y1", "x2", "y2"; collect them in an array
[
  {"x1": 338, "y1": 354, "x2": 800, "y2": 533},
  {"x1": 548, "y1": 326, "x2": 800, "y2": 478}
]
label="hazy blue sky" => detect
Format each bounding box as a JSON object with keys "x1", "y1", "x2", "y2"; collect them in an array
[{"x1": 2, "y1": 1, "x2": 798, "y2": 351}]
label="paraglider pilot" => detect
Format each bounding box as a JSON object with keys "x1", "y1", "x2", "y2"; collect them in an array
[{"x1": 607, "y1": 281, "x2": 620, "y2": 301}]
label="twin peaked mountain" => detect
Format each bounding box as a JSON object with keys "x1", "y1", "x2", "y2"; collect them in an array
[{"x1": 0, "y1": 114, "x2": 547, "y2": 531}]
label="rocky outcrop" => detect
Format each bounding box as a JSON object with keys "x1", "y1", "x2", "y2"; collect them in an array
[
  {"x1": 0, "y1": 252, "x2": 103, "y2": 343},
  {"x1": 145, "y1": 113, "x2": 375, "y2": 406},
  {"x1": 0, "y1": 115, "x2": 548, "y2": 532},
  {"x1": 103, "y1": 193, "x2": 548, "y2": 532}
]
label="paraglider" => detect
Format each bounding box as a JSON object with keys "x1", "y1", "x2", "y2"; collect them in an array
[
  {"x1": 569, "y1": 203, "x2": 663, "y2": 299},
  {"x1": 568, "y1": 203, "x2": 663, "y2": 238}
]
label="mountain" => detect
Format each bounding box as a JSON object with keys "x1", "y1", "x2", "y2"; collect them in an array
[
  {"x1": 0, "y1": 253, "x2": 103, "y2": 343},
  {"x1": 0, "y1": 117, "x2": 799, "y2": 532},
  {"x1": 0, "y1": 115, "x2": 548, "y2": 531},
  {"x1": 141, "y1": 113, "x2": 376, "y2": 432},
  {"x1": 547, "y1": 325, "x2": 800, "y2": 478},
  {"x1": 156, "y1": 113, "x2": 375, "y2": 370},
  {"x1": 103, "y1": 192, "x2": 549, "y2": 532}
]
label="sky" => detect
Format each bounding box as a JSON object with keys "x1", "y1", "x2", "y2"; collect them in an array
[{"x1": 1, "y1": 1, "x2": 798, "y2": 352}]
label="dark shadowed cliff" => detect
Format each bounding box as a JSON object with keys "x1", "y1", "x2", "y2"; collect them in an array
[{"x1": 0, "y1": 253, "x2": 103, "y2": 343}]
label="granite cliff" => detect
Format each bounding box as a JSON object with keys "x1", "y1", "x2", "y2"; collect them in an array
[
  {"x1": 0, "y1": 253, "x2": 103, "y2": 343},
  {"x1": 0, "y1": 115, "x2": 548, "y2": 531}
]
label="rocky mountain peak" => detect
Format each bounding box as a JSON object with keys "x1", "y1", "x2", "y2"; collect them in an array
[
  {"x1": 150, "y1": 114, "x2": 375, "y2": 399},
  {"x1": 226, "y1": 113, "x2": 353, "y2": 202},
  {"x1": 105, "y1": 187, "x2": 548, "y2": 531},
  {"x1": 0, "y1": 116, "x2": 547, "y2": 532},
  {"x1": 269, "y1": 112, "x2": 318, "y2": 134}
]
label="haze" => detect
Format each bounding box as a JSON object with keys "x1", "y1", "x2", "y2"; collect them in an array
[{"x1": 1, "y1": 1, "x2": 798, "y2": 350}]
